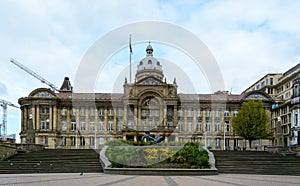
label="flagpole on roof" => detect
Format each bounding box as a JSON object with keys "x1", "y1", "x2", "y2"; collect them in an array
[{"x1": 129, "y1": 34, "x2": 133, "y2": 83}]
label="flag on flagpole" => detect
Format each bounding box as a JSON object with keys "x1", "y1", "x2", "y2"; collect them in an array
[{"x1": 129, "y1": 34, "x2": 133, "y2": 55}]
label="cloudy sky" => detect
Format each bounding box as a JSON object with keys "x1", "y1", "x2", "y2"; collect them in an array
[{"x1": 1, "y1": 0, "x2": 300, "y2": 141}]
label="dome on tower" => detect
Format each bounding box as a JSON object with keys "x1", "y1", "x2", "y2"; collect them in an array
[
  {"x1": 135, "y1": 42, "x2": 164, "y2": 83},
  {"x1": 137, "y1": 42, "x2": 162, "y2": 72}
]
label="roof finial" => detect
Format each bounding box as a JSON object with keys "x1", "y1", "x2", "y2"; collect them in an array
[{"x1": 146, "y1": 41, "x2": 153, "y2": 57}]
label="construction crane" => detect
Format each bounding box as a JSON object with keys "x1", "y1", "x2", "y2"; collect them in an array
[
  {"x1": 0, "y1": 99, "x2": 19, "y2": 140},
  {"x1": 10, "y1": 58, "x2": 59, "y2": 92}
]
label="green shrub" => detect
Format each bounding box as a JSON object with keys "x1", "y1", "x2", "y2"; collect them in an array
[{"x1": 105, "y1": 141, "x2": 210, "y2": 169}]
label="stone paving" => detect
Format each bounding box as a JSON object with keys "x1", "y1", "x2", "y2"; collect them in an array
[{"x1": 1, "y1": 173, "x2": 300, "y2": 186}]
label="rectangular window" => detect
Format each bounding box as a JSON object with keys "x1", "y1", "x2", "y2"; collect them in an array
[
  {"x1": 61, "y1": 136, "x2": 66, "y2": 146},
  {"x1": 80, "y1": 107, "x2": 85, "y2": 116},
  {"x1": 167, "y1": 120, "x2": 173, "y2": 127},
  {"x1": 71, "y1": 136, "x2": 76, "y2": 146},
  {"x1": 187, "y1": 109, "x2": 193, "y2": 117},
  {"x1": 61, "y1": 108, "x2": 67, "y2": 116},
  {"x1": 224, "y1": 110, "x2": 230, "y2": 117},
  {"x1": 196, "y1": 121, "x2": 202, "y2": 131},
  {"x1": 142, "y1": 109, "x2": 147, "y2": 117},
  {"x1": 154, "y1": 110, "x2": 159, "y2": 117},
  {"x1": 225, "y1": 121, "x2": 230, "y2": 132},
  {"x1": 233, "y1": 110, "x2": 238, "y2": 117},
  {"x1": 266, "y1": 79, "x2": 268, "y2": 85},
  {"x1": 80, "y1": 137, "x2": 85, "y2": 146},
  {"x1": 71, "y1": 108, "x2": 77, "y2": 116},
  {"x1": 296, "y1": 114, "x2": 298, "y2": 126},
  {"x1": 80, "y1": 120, "x2": 86, "y2": 131},
  {"x1": 46, "y1": 119, "x2": 50, "y2": 129},
  {"x1": 89, "y1": 108, "x2": 95, "y2": 116},
  {"x1": 89, "y1": 120, "x2": 95, "y2": 131},
  {"x1": 206, "y1": 138, "x2": 211, "y2": 147},
  {"x1": 178, "y1": 109, "x2": 183, "y2": 117},
  {"x1": 108, "y1": 120, "x2": 113, "y2": 131},
  {"x1": 215, "y1": 110, "x2": 220, "y2": 117},
  {"x1": 197, "y1": 109, "x2": 202, "y2": 117},
  {"x1": 128, "y1": 120, "x2": 134, "y2": 127},
  {"x1": 206, "y1": 122, "x2": 211, "y2": 132},
  {"x1": 270, "y1": 78, "x2": 273, "y2": 85},
  {"x1": 148, "y1": 120, "x2": 153, "y2": 126},
  {"x1": 99, "y1": 121, "x2": 104, "y2": 131},
  {"x1": 148, "y1": 109, "x2": 153, "y2": 117},
  {"x1": 41, "y1": 106, "x2": 50, "y2": 114},
  {"x1": 71, "y1": 120, "x2": 76, "y2": 131},
  {"x1": 117, "y1": 109, "x2": 123, "y2": 117},
  {"x1": 188, "y1": 121, "x2": 192, "y2": 132},
  {"x1": 40, "y1": 136, "x2": 48, "y2": 145},
  {"x1": 261, "y1": 81, "x2": 265, "y2": 88},
  {"x1": 62, "y1": 119, "x2": 67, "y2": 131},
  {"x1": 99, "y1": 108, "x2": 104, "y2": 116},
  {"x1": 256, "y1": 84, "x2": 260, "y2": 90},
  {"x1": 99, "y1": 137, "x2": 105, "y2": 145},
  {"x1": 89, "y1": 137, "x2": 95, "y2": 147},
  {"x1": 167, "y1": 107, "x2": 173, "y2": 117},
  {"x1": 108, "y1": 108, "x2": 113, "y2": 116},
  {"x1": 141, "y1": 119, "x2": 146, "y2": 126},
  {"x1": 117, "y1": 120, "x2": 122, "y2": 131},
  {"x1": 178, "y1": 121, "x2": 183, "y2": 132},
  {"x1": 216, "y1": 138, "x2": 221, "y2": 148},
  {"x1": 41, "y1": 118, "x2": 50, "y2": 129},
  {"x1": 206, "y1": 110, "x2": 211, "y2": 117},
  {"x1": 215, "y1": 122, "x2": 220, "y2": 132}
]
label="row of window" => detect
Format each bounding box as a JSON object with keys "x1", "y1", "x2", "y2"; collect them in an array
[
  {"x1": 58, "y1": 119, "x2": 231, "y2": 133},
  {"x1": 61, "y1": 120, "x2": 123, "y2": 132},
  {"x1": 177, "y1": 121, "x2": 231, "y2": 132},
  {"x1": 41, "y1": 136, "x2": 235, "y2": 148},
  {"x1": 253, "y1": 78, "x2": 274, "y2": 91},
  {"x1": 60, "y1": 108, "x2": 238, "y2": 117}
]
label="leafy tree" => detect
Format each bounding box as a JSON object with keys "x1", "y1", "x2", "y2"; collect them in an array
[{"x1": 231, "y1": 100, "x2": 272, "y2": 148}]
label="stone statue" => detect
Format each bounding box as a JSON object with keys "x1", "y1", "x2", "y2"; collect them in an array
[{"x1": 141, "y1": 130, "x2": 163, "y2": 143}]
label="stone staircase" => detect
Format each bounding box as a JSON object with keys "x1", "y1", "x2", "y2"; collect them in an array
[
  {"x1": 212, "y1": 150, "x2": 300, "y2": 175},
  {"x1": 0, "y1": 149, "x2": 103, "y2": 174}
]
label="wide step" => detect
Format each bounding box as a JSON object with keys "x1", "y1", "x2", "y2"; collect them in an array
[
  {"x1": 0, "y1": 149, "x2": 103, "y2": 174},
  {"x1": 212, "y1": 150, "x2": 300, "y2": 175}
]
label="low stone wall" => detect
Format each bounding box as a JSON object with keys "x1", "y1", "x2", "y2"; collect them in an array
[
  {"x1": 104, "y1": 167, "x2": 218, "y2": 175},
  {"x1": 0, "y1": 144, "x2": 18, "y2": 160},
  {"x1": 100, "y1": 145, "x2": 218, "y2": 175}
]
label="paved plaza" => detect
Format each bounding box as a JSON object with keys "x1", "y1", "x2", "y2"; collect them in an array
[{"x1": 1, "y1": 173, "x2": 300, "y2": 186}]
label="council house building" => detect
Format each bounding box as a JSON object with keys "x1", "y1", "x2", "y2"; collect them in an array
[{"x1": 18, "y1": 43, "x2": 274, "y2": 149}]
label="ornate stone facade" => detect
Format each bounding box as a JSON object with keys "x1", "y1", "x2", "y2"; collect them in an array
[{"x1": 18, "y1": 44, "x2": 273, "y2": 149}]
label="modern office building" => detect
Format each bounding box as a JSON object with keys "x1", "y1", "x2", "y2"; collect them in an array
[
  {"x1": 243, "y1": 63, "x2": 300, "y2": 147},
  {"x1": 18, "y1": 44, "x2": 273, "y2": 149}
]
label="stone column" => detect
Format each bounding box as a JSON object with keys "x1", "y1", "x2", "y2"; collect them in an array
[
  {"x1": 24, "y1": 107, "x2": 27, "y2": 131},
  {"x1": 193, "y1": 108, "x2": 196, "y2": 131},
  {"x1": 53, "y1": 106, "x2": 57, "y2": 131},
  {"x1": 49, "y1": 106, "x2": 53, "y2": 130},
  {"x1": 184, "y1": 108, "x2": 187, "y2": 132},
  {"x1": 123, "y1": 106, "x2": 127, "y2": 125},
  {"x1": 104, "y1": 108, "x2": 108, "y2": 131},
  {"x1": 163, "y1": 106, "x2": 167, "y2": 127},
  {"x1": 114, "y1": 108, "x2": 117, "y2": 131},
  {"x1": 134, "y1": 106, "x2": 138, "y2": 129},
  {"x1": 32, "y1": 106, "x2": 36, "y2": 130},
  {"x1": 174, "y1": 105, "x2": 178, "y2": 127}
]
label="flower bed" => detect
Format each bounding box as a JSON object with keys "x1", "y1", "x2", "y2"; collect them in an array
[{"x1": 105, "y1": 140, "x2": 210, "y2": 169}]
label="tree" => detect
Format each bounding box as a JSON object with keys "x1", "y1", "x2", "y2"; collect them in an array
[{"x1": 231, "y1": 100, "x2": 272, "y2": 148}]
